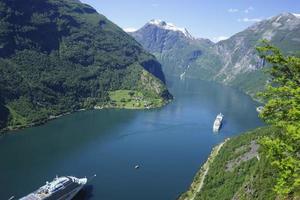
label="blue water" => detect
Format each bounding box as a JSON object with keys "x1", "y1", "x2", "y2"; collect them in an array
[{"x1": 0, "y1": 78, "x2": 263, "y2": 200}]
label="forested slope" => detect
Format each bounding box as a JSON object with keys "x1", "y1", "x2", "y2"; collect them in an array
[{"x1": 0, "y1": 0, "x2": 171, "y2": 132}]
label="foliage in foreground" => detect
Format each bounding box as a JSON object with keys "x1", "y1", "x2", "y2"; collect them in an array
[{"x1": 257, "y1": 41, "x2": 300, "y2": 197}]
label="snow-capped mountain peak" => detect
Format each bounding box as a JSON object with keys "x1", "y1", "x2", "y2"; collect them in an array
[
  {"x1": 292, "y1": 13, "x2": 300, "y2": 18},
  {"x1": 148, "y1": 19, "x2": 193, "y2": 39}
]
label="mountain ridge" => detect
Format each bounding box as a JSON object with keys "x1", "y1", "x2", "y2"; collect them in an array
[
  {"x1": 129, "y1": 19, "x2": 215, "y2": 77},
  {"x1": 130, "y1": 13, "x2": 300, "y2": 97},
  {"x1": 147, "y1": 19, "x2": 194, "y2": 39}
]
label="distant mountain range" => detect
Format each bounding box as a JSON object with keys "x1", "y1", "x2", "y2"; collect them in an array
[
  {"x1": 129, "y1": 13, "x2": 300, "y2": 97},
  {"x1": 0, "y1": 0, "x2": 171, "y2": 131}
]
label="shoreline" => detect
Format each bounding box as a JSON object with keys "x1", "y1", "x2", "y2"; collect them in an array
[
  {"x1": 0, "y1": 99, "x2": 171, "y2": 134},
  {"x1": 93, "y1": 98, "x2": 171, "y2": 110},
  {"x1": 178, "y1": 138, "x2": 230, "y2": 200}
]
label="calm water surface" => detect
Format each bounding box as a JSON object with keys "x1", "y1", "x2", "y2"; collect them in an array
[{"x1": 0, "y1": 78, "x2": 263, "y2": 200}]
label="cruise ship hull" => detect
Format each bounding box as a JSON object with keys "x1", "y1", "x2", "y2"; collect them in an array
[
  {"x1": 213, "y1": 113, "x2": 224, "y2": 132},
  {"x1": 213, "y1": 123, "x2": 222, "y2": 132},
  {"x1": 20, "y1": 176, "x2": 87, "y2": 200},
  {"x1": 45, "y1": 185, "x2": 83, "y2": 200},
  {"x1": 54, "y1": 184, "x2": 84, "y2": 200}
]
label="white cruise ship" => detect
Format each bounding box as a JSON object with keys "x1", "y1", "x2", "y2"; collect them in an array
[
  {"x1": 213, "y1": 113, "x2": 224, "y2": 132},
  {"x1": 20, "y1": 176, "x2": 88, "y2": 200}
]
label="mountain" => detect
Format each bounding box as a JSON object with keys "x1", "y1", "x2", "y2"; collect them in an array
[
  {"x1": 129, "y1": 19, "x2": 214, "y2": 78},
  {"x1": 208, "y1": 12, "x2": 300, "y2": 96},
  {"x1": 0, "y1": 0, "x2": 172, "y2": 131},
  {"x1": 130, "y1": 19, "x2": 194, "y2": 53},
  {"x1": 131, "y1": 13, "x2": 300, "y2": 97}
]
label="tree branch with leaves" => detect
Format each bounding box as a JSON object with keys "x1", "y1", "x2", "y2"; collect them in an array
[{"x1": 257, "y1": 40, "x2": 300, "y2": 197}]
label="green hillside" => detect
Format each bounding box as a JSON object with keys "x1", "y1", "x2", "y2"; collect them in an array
[
  {"x1": 180, "y1": 126, "x2": 300, "y2": 200},
  {"x1": 0, "y1": 0, "x2": 172, "y2": 132},
  {"x1": 192, "y1": 127, "x2": 278, "y2": 200}
]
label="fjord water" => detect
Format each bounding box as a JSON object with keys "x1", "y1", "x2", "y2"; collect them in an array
[{"x1": 0, "y1": 78, "x2": 263, "y2": 200}]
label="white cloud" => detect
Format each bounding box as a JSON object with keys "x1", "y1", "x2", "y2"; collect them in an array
[
  {"x1": 238, "y1": 17, "x2": 261, "y2": 22},
  {"x1": 212, "y1": 36, "x2": 229, "y2": 43},
  {"x1": 123, "y1": 27, "x2": 137, "y2": 32},
  {"x1": 228, "y1": 8, "x2": 239, "y2": 13},
  {"x1": 244, "y1": 6, "x2": 254, "y2": 14}
]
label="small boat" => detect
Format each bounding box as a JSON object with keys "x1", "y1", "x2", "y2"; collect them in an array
[
  {"x1": 256, "y1": 106, "x2": 264, "y2": 113},
  {"x1": 20, "y1": 176, "x2": 88, "y2": 200},
  {"x1": 135, "y1": 165, "x2": 140, "y2": 169},
  {"x1": 213, "y1": 113, "x2": 224, "y2": 132}
]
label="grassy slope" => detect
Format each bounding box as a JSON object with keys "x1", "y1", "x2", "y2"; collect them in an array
[
  {"x1": 180, "y1": 127, "x2": 285, "y2": 200},
  {"x1": 93, "y1": 69, "x2": 170, "y2": 109},
  {"x1": 102, "y1": 89, "x2": 164, "y2": 109},
  {"x1": 108, "y1": 90, "x2": 146, "y2": 109}
]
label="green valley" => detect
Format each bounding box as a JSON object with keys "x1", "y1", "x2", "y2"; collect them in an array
[{"x1": 0, "y1": 1, "x2": 299, "y2": 200}]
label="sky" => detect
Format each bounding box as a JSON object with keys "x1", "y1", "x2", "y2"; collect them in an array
[{"x1": 81, "y1": 0, "x2": 300, "y2": 42}]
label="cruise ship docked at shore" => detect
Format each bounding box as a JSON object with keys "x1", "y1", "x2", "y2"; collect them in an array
[
  {"x1": 20, "y1": 176, "x2": 88, "y2": 200},
  {"x1": 213, "y1": 113, "x2": 224, "y2": 132}
]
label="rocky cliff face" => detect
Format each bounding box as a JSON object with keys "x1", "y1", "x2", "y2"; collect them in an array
[{"x1": 212, "y1": 13, "x2": 300, "y2": 83}]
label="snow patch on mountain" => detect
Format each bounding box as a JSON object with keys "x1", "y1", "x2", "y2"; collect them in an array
[
  {"x1": 124, "y1": 27, "x2": 137, "y2": 32},
  {"x1": 148, "y1": 19, "x2": 193, "y2": 39},
  {"x1": 292, "y1": 13, "x2": 300, "y2": 18}
]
